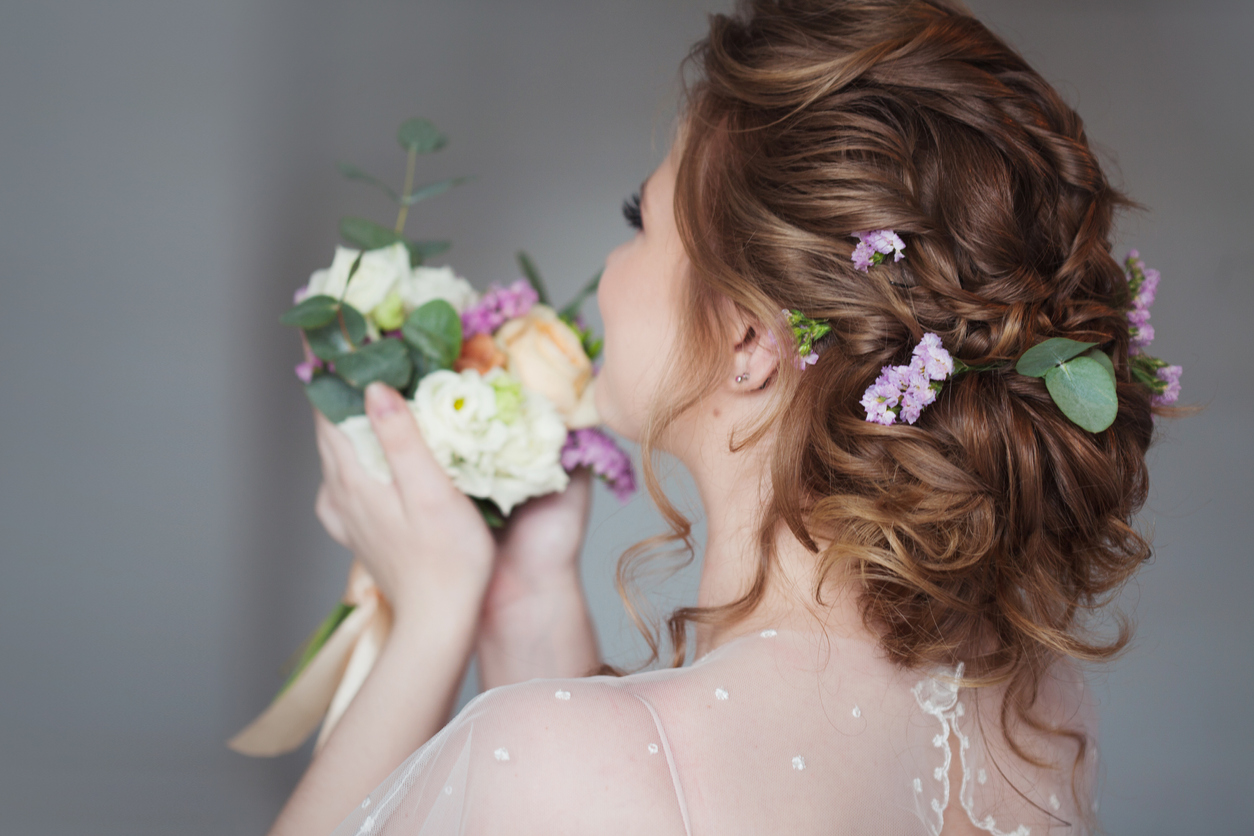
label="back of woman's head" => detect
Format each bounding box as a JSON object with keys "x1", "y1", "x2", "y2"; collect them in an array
[{"x1": 639, "y1": 0, "x2": 1156, "y2": 762}]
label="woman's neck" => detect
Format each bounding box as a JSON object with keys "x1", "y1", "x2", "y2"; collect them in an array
[{"x1": 677, "y1": 412, "x2": 867, "y2": 658}]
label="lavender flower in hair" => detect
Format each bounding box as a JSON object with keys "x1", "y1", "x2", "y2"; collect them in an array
[
  {"x1": 860, "y1": 332, "x2": 953, "y2": 426},
  {"x1": 851, "y1": 229, "x2": 906, "y2": 272}
]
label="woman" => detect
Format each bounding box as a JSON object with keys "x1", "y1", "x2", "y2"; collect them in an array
[{"x1": 270, "y1": 1, "x2": 1157, "y2": 833}]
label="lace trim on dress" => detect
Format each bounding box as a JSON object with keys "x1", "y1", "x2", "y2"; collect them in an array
[{"x1": 911, "y1": 664, "x2": 1030, "y2": 836}]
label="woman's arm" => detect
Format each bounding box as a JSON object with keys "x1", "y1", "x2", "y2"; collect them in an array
[
  {"x1": 268, "y1": 385, "x2": 495, "y2": 836},
  {"x1": 475, "y1": 469, "x2": 602, "y2": 689}
]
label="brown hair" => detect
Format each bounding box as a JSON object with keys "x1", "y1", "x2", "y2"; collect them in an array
[{"x1": 611, "y1": 0, "x2": 1157, "y2": 781}]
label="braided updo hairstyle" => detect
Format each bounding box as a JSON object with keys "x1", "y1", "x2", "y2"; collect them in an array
[{"x1": 617, "y1": 0, "x2": 1157, "y2": 769}]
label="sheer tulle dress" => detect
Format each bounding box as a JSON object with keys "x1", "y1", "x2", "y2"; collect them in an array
[{"x1": 333, "y1": 627, "x2": 1097, "y2": 835}]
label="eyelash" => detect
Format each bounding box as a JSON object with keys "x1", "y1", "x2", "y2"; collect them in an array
[{"x1": 622, "y1": 192, "x2": 643, "y2": 231}]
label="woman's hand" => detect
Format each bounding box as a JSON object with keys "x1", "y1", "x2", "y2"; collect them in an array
[
  {"x1": 270, "y1": 383, "x2": 497, "y2": 836},
  {"x1": 313, "y1": 382, "x2": 495, "y2": 621},
  {"x1": 476, "y1": 468, "x2": 601, "y2": 688}
]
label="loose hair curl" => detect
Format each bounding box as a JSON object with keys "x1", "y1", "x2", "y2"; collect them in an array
[{"x1": 611, "y1": 0, "x2": 1157, "y2": 774}]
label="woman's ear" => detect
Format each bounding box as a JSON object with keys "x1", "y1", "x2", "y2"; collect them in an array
[{"x1": 729, "y1": 315, "x2": 781, "y2": 391}]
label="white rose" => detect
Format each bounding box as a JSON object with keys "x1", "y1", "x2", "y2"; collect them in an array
[
  {"x1": 397, "y1": 265, "x2": 479, "y2": 315},
  {"x1": 338, "y1": 368, "x2": 568, "y2": 515},
  {"x1": 305, "y1": 242, "x2": 409, "y2": 316}
]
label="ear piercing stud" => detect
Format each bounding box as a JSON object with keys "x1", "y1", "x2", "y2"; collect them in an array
[{"x1": 735, "y1": 373, "x2": 749, "y2": 384}]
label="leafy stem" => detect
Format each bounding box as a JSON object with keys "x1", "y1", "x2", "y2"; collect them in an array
[{"x1": 395, "y1": 145, "x2": 417, "y2": 235}]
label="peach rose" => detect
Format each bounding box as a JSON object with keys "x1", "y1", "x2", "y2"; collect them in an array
[
  {"x1": 454, "y1": 332, "x2": 507, "y2": 375},
  {"x1": 494, "y1": 305, "x2": 598, "y2": 429}
]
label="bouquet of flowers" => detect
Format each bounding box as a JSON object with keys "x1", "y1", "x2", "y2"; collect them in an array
[{"x1": 229, "y1": 118, "x2": 634, "y2": 757}]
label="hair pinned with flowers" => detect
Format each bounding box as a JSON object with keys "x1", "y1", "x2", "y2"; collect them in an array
[{"x1": 850, "y1": 229, "x2": 905, "y2": 272}]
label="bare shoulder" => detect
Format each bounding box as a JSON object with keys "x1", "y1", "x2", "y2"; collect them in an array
[{"x1": 458, "y1": 678, "x2": 688, "y2": 836}]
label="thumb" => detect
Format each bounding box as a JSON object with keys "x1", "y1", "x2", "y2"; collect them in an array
[{"x1": 364, "y1": 382, "x2": 449, "y2": 508}]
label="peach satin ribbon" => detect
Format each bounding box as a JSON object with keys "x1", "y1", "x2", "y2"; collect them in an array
[{"x1": 228, "y1": 562, "x2": 392, "y2": 757}]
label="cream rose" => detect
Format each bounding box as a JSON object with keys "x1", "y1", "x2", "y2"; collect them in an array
[
  {"x1": 305, "y1": 242, "x2": 409, "y2": 315},
  {"x1": 398, "y1": 265, "x2": 478, "y2": 314},
  {"x1": 494, "y1": 304, "x2": 599, "y2": 429}
]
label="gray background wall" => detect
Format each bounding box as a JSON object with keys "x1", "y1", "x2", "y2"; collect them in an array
[{"x1": 0, "y1": 1, "x2": 1248, "y2": 833}]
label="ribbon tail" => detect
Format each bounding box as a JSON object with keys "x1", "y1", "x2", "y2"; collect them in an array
[
  {"x1": 315, "y1": 597, "x2": 393, "y2": 752},
  {"x1": 227, "y1": 596, "x2": 379, "y2": 757}
]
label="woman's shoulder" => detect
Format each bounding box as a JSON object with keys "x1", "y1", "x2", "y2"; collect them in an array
[{"x1": 444, "y1": 676, "x2": 690, "y2": 834}]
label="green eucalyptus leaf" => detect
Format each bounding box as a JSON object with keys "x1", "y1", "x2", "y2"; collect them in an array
[
  {"x1": 280, "y1": 294, "x2": 339, "y2": 328},
  {"x1": 558, "y1": 270, "x2": 602, "y2": 320},
  {"x1": 1044, "y1": 356, "x2": 1119, "y2": 433},
  {"x1": 405, "y1": 239, "x2": 452, "y2": 266},
  {"x1": 516, "y1": 250, "x2": 550, "y2": 305},
  {"x1": 401, "y1": 299, "x2": 463, "y2": 370},
  {"x1": 1084, "y1": 348, "x2": 1116, "y2": 386},
  {"x1": 333, "y1": 337, "x2": 414, "y2": 390},
  {"x1": 339, "y1": 217, "x2": 402, "y2": 251},
  {"x1": 336, "y1": 163, "x2": 400, "y2": 202},
  {"x1": 304, "y1": 374, "x2": 366, "y2": 423},
  {"x1": 1016, "y1": 338, "x2": 1098, "y2": 378},
  {"x1": 305, "y1": 304, "x2": 368, "y2": 361},
  {"x1": 401, "y1": 176, "x2": 472, "y2": 205},
  {"x1": 397, "y1": 118, "x2": 447, "y2": 154}
]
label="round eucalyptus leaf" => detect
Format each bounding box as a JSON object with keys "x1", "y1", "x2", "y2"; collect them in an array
[
  {"x1": 397, "y1": 118, "x2": 447, "y2": 154},
  {"x1": 401, "y1": 299, "x2": 463, "y2": 370},
  {"x1": 280, "y1": 294, "x2": 339, "y2": 328},
  {"x1": 304, "y1": 374, "x2": 365, "y2": 423},
  {"x1": 405, "y1": 239, "x2": 451, "y2": 266},
  {"x1": 1084, "y1": 348, "x2": 1116, "y2": 386},
  {"x1": 1044, "y1": 356, "x2": 1118, "y2": 433},
  {"x1": 305, "y1": 304, "x2": 367, "y2": 361},
  {"x1": 1016, "y1": 338, "x2": 1098, "y2": 378},
  {"x1": 339, "y1": 217, "x2": 402, "y2": 252},
  {"x1": 333, "y1": 337, "x2": 414, "y2": 390},
  {"x1": 401, "y1": 176, "x2": 471, "y2": 205}
]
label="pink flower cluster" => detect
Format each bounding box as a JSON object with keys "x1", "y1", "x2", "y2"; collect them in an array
[
  {"x1": 851, "y1": 229, "x2": 906, "y2": 272},
  {"x1": 1125, "y1": 249, "x2": 1160, "y2": 351},
  {"x1": 560, "y1": 428, "x2": 636, "y2": 502},
  {"x1": 461, "y1": 279, "x2": 539, "y2": 338},
  {"x1": 1154, "y1": 364, "x2": 1183, "y2": 406},
  {"x1": 860, "y1": 332, "x2": 954, "y2": 426}
]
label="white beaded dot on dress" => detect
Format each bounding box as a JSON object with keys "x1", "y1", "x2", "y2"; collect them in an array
[
  {"x1": 493, "y1": 748, "x2": 509, "y2": 762},
  {"x1": 792, "y1": 755, "x2": 806, "y2": 771},
  {"x1": 554, "y1": 689, "x2": 571, "y2": 701},
  {"x1": 714, "y1": 687, "x2": 729, "y2": 701},
  {"x1": 647, "y1": 743, "x2": 659, "y2": 755},
  {"x1": 852, "y1": 705, "x2": 862, "y2": 718}
]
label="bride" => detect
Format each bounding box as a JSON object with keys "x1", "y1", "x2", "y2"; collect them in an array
[{"x1": 268, "y1": 1, "x2": 1158, "y2": 833}]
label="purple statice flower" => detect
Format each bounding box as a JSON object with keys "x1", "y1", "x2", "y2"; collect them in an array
[
  {"x1": 912, "y1": 332, "x2": 954, "y2": 381},
  {"x1": 1153, "y1": 364, "x2": 1183, "y2": 406},
  {"x1": 561, "y1": 428, "x2": 637, "y2": 502},
  {"x1": 861, "y1": 332, "x2": 952, "y2": 426},
  {"x1": 1124, "y1": 250, "x2": 1162, "y2": 352},
  {"x1": 461, "y1": 279, "x2": 540, "y2": 338},
  {"x1": 295, "y1": 360, "x2": 317, "y2": 383},
  {"x1": 851, "y1": 239, "x2": 877, "y2": 272},
  {"x1": 860, "y1": 370, "x2": 904, "y2": 426},
  {"x1": 851, "y1": 229, "x2": 906, "y2": 272}
]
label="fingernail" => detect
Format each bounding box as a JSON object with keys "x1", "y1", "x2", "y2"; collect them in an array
[{"x1": 365, "y1": 382, "x2": 401, "y2": 416}]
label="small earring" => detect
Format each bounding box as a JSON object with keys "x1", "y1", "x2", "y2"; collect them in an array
[{"x1": 735, "y1": 373, "x2": 749, "y2": 384}]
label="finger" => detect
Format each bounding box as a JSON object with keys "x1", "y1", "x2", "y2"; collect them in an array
[
  {"x1": 364, "y1": 382, "x2": 451, "y2": 509},
  {"x1": 315, "y1": 483, "x2": 350, "y2": 546},
  {"x1": 313, "y1": 409, "x2": 343, "y2": 485}
]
